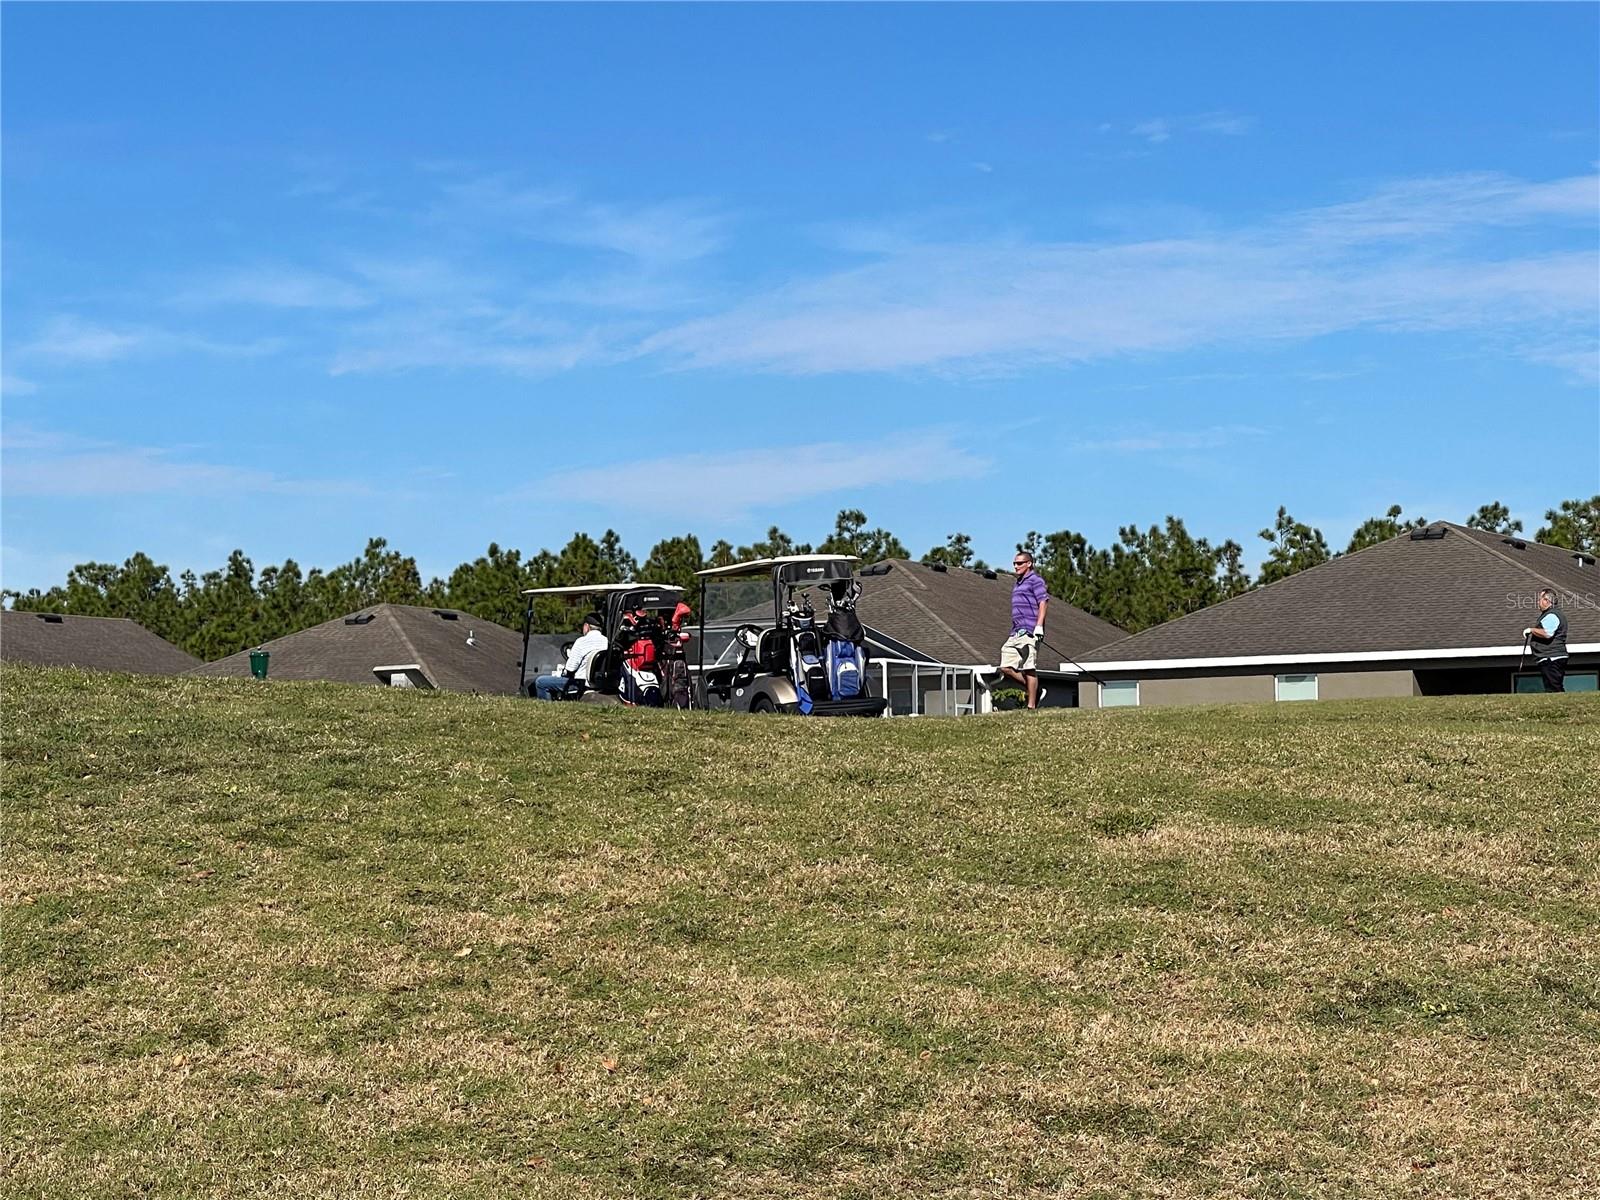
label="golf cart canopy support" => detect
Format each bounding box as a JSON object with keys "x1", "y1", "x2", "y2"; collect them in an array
[
  {"x1": 519, "y1": 583, "x2": 679, "y2": 597},
  {"x1": 694, "y1": 555, "x2": 859, "y2": 582}
]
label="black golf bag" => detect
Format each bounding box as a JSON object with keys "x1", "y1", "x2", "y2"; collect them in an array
[
  {"x1": 822, "y1": 579, "x2": 870, "y2": 700},
  {"x1": 666, "y1": 601, "x2": 694, "y2": 709}
]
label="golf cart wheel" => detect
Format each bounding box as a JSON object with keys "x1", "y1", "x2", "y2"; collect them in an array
[{"x1": 751, "y1": 696, "x2": 778, "y2": 715}]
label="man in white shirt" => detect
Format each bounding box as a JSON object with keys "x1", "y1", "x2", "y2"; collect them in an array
[{"x1": 533, "y1": 613, "x2": 608, "y2": 700}]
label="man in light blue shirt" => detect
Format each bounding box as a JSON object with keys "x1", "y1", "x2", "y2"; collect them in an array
[{"x1": 1522, "y1": 589, "x2": 1568, "y2": 693}]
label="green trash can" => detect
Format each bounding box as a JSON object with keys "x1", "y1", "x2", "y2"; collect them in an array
[{"x1": 249, "y1": 648, "x2": 269, "y2": 680}]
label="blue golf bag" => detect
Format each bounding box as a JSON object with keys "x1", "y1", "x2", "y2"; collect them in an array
[{"x1": 823, "y1": 579, "x2": 869, "y2": 700}]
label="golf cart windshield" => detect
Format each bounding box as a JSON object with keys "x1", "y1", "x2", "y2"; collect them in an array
[
  {"x1": 695, "y1": 555, "x2": 859, "y2": 667},
  {"x1": 519, "y1": 583, "x2": 682, "y2": 635}
]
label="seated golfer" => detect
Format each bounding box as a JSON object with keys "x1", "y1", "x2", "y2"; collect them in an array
[
  {"x1": 533, "y1": 612, "x2": 608, "y2": 701},
  {"x1": 1523, "y1": 588, "x2": 1568, "y2": 692},
  {"x1": 999, "y1": 549, "x2": 1049, "y2": 709}
]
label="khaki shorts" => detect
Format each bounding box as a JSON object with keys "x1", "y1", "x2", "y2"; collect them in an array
[{"x1": 1000, "y1": 632, "x2": 1038, "y2": 672}]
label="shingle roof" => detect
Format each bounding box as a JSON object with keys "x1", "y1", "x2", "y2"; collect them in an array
[
  {"x1": 188, "y1": 604, "x2": 526, "y2": 693},
  {"x1": 853, "y1": 559, "x2": 1126, "y2": 665},
  {"x1": 1080, "y1": 522, "x2": 1600, "y2": 663},
  {"x1": 1, "y1": 611, "x2": 201, "y2": 675}
]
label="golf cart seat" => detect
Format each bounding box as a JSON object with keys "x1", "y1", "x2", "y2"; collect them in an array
[
  {"x1": 581, "y1": 647, "x2": 620, "y2": 693},
  {"x1": 542, "y1": 646, "x2": 611, "y2": 700},
  {"x1": 756, "y1": 627, "x2": 786, "y2": 673}
]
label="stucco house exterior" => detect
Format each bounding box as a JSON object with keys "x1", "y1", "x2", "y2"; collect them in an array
[{"x1": 1073, "y1": 523, "x2": 1598, "y2": 708}]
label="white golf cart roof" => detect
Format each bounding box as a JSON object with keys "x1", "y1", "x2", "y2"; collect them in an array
[
  {"x1": 519, "y1": 582, "x2": 678, "y2": 596},
  {"x1": 695, "y1": 554, "x2": 860, "y2": 580}
]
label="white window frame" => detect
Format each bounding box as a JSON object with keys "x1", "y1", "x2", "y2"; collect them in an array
[
  {"x1": 1099, "y1": 679, "x2": 1140, "y2": 708},
  {"x1": 1275, "y1": 673, "x2": 1319, "y2": 702}
]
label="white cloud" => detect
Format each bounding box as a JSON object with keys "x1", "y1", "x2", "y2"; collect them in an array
[
  {"x1": 640, "y1": 171, "x2": 1599, "y2": 380},
  {"x1": 1192, "y1": 112, "x2": 1255, "y2": 136},
  {"x1": 328, "y1": 323, "x2": 617, "y2": 376},
  {"x1": 1073, "y1": 425, "x2": 1268, "y2": 454},
  {"x1": 1130, "y1": 112, "x2": 1254, "y2": 144},
  {"x1": 1, "y1": 375, "x2": 38, "y2": 396},
  {"x1": 1288, "y1": 172, "x2": 1599, "y2": 245},
  {"x1": 15, "y1": 315, "x2": 278, "y2": 364},
  {"x1": 21, "y1": 165, "x2": 1590, "y2": 390},
  {"x1": 22, "y1": 316, "x2": 147, "y2": 362},
  {"x1": 293, "y1": 174, "x2": 731, "y2": 374},
  {"x1": 434, "y1": 175, "x2": 727, "y2": 266},
  {"x1": 511, "y1": 429, "x2": 991, "y2": 519},
  {"x1": 174, "y1": 266, "x2": 371, "y2": 310},
  {"x1": 1131, "y1": 119, "x2": 1171, "y2": 144},
  {"x1": 2, "y1": 426, "x2": 369, "y2": 498}
]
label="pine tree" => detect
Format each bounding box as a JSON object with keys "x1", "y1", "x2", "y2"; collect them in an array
[
  {"x1": 1534, "y1": 496, "x2": 1599, "y2": 551},
  {"x1": 737, "y1": 526, "x2": 811, "y2": 560},
  {"x1": 641, "y1": 535, "x2": 706, "y2": 596},
  {"x1": 921, "y1": 532, "x2": 985, "y2": 570},
  {"x1": 1346, "y1": 505, "x2": 1427, "y2": 554},
  {"x1": 1258, "y1": 507, "x2": 1330, "y2": 586},
  {"x1": 817, "y1": 509, "x2": 908, "y2": 564},
  {"x1": 443, "y1": 543, "x2": 536, "y2": 629},
  {"x1": 1465, "y1": 502, "x2": 1522, "y2": 535}
]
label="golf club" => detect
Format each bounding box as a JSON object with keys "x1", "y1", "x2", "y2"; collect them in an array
[{"x1": 1038, "y1": 634, "x2": 1108, "y2": 689}]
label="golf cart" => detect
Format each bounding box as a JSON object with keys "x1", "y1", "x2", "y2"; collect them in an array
[
  {"x1": 518, "y1": 583, "x2": 689, "y2": 706},
  {"x1": 696, "y1": 555, "x2": 887, "y2": 717}
]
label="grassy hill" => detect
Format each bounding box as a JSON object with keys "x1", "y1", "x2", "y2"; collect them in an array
[{"x1": 3, "y1": 664, "x2": 1597, "y2": 1198}]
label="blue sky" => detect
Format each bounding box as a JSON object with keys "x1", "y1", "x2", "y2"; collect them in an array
[{"x1": 4, "y1": 3, "x2": 1597, "y2": 592}]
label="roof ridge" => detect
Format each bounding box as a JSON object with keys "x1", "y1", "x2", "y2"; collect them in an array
[
  {"x1": 1436, "y1": 519, "x2": 1586, "y2": 554},
  {"x1": 1444, "y1": 523, "x2": 1572, "y2": 597},
  {"x1": 380, "y1": 606, "x2": 434, "y2": 686},
  {"x1": 893, "y1": 581, "x2": 986, "y2": 662},
  {"x1": 3, "y1": 611, "x2": 143, "y2": 625}
]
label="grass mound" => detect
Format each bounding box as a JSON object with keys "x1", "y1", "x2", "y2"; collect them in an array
[{"x1": 3, "y1": 664, "x2": 1597, "y2": 1197}]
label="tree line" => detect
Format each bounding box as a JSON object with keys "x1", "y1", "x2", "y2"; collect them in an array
[{"x1": 5, "y1": 498, "x2": 1594, "y2": 662}]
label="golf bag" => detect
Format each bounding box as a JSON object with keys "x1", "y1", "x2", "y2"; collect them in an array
[
  {"x1": 823, "y1": 579, "x2": 869, "y2": 700},
  {"x1": 666, "y1": 658, "x2": 692, "y2": 709},
  {"x1": 619, "y1": 661, "x2": 662, "y2": 707},
  {"x1": 617, "y1": 610, "x2": 666, "y2": 708},
  {"x1": 666, "y1": 601, "x2": 694, "y2": 709},
  {"x1": 788, "y1": 600, "x2": 830, "y2": 716}
]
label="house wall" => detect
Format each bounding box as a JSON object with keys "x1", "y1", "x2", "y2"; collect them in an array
[
  {"x1": 1139, "y1": 673, "x2": 1274, "y2": 708},
  {"x1": 1318, "y1": 669, "x2": 1418, "y2": 700},
  {"x1": 1080, "y1": 666, "x2": 1422, "y2": 709}
]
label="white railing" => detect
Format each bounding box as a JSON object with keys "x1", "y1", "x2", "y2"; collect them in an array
[{"x1": 871, "y1": 656, "x2": 994, "y2": 717}]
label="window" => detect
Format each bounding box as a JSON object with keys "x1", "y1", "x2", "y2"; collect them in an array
[
  {"x1": 1517, "y1": 671, "x2": 1597, "y2": 693},
  {"x1": 1275, "y1": 673, "x2": 1318, "y2": 702},
  {"x1": 1100, "y1": 680, "x2": 1139, "y2": 707}
]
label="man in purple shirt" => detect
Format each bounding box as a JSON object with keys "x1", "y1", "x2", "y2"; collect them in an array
[{"x1": 999, "y1": 549, "x2": 1050, "y2": 709}]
